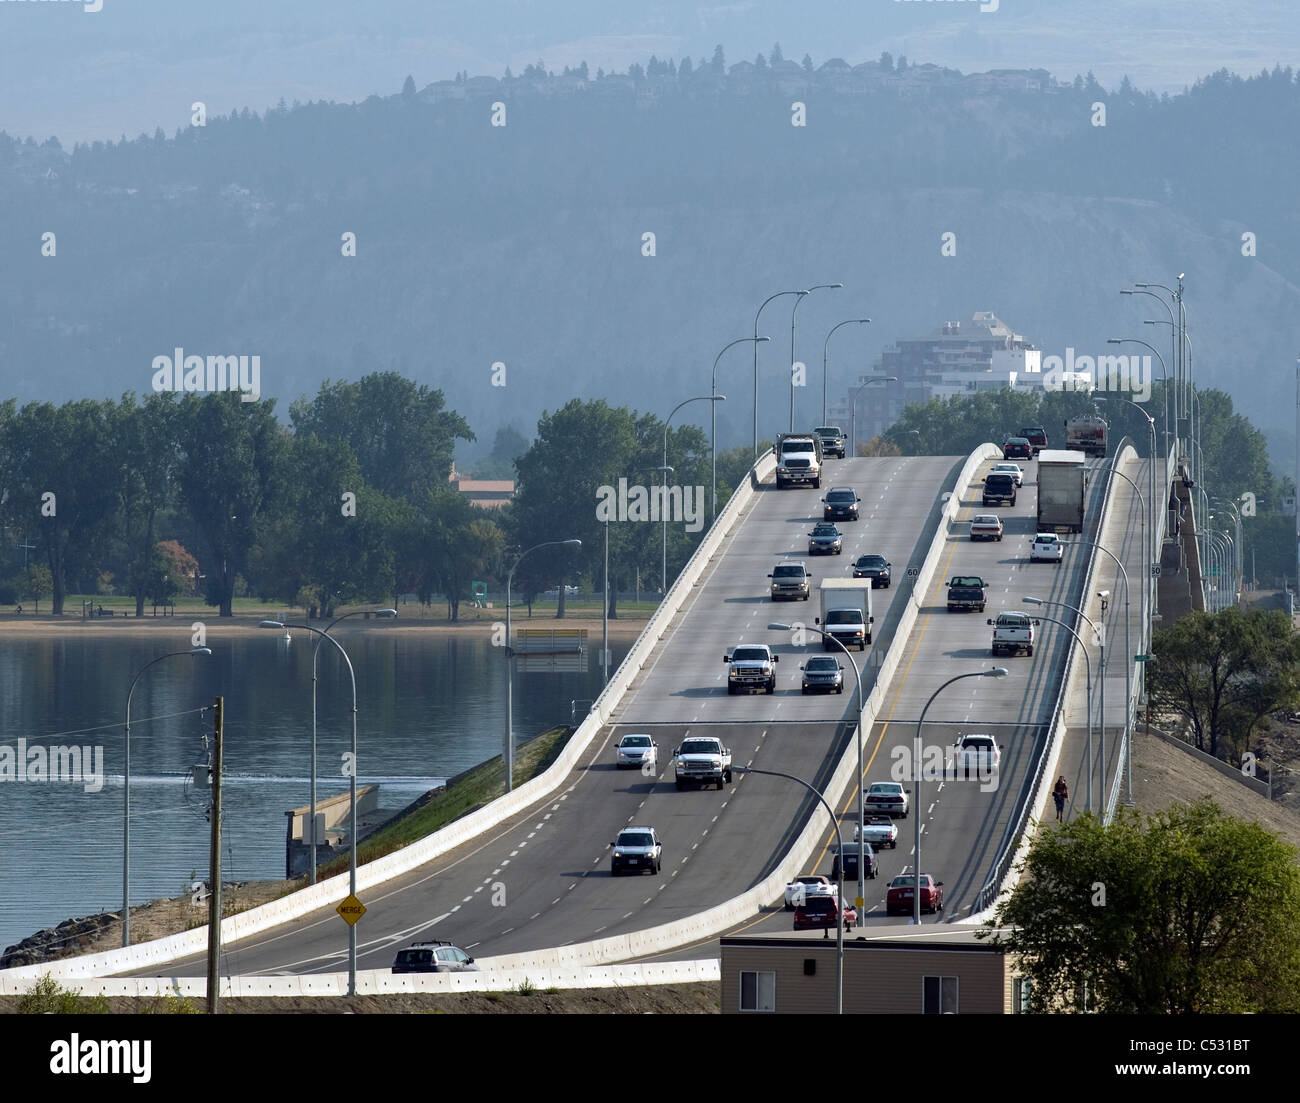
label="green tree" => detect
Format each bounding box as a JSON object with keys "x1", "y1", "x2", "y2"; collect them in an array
[
  {"x1": 20, "y1": 564, "x2": 53, "y2": 613},
  {"x1": 984, "y1": 799, "x2": 1300, "y2": 1013},
  {"x1": 176, "y1": 393, "x2": 284, "y2": 617},
  {"x1": 1148, "y1": 607, "x2": 1300, "y2": 760},
  {"x1": 120, "y1": 394, "x2": 180, "y2": 616},
  {"x1": 289, "y1": 372, "x2": 473, "y2": 506}
]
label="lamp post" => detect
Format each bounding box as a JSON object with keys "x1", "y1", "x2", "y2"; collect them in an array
[
  {"x1": 301, "y1": 608, "x2": 397, "y2": 884},
  {"x1": 1025, "y1": 597, "x2": 1102, "y2": 809},
  {"x1": 1028, "y1": 609, "x2": 1096, "y2": 810},
  {"x1": 713, "y1": 336, "x2": 769, "y2": 524},
  {"x1": 1212, "y1": 498, "x2": 1244, "y2": 606},
  {"x1": 1106, "y1": 338, "x2": 1169, "y2": 460},
  {"x1": 504, "y1": 539, "x2": 582, "y2": 792},
  {"x1": 123, "y1": 647, "x2": 212, "y2": 946},
  {"x1": 912, "y1": 669, "x2": 1008, "y2": 923},
  {"x1": 1122, "y1": 287, "x2": 1178, "y2": 445},
  {"x1": 754, "y1": 290, "x2": 808, "y2": 458},
  {"x1": 663, "y1": 394, "x2": 725, "y2": 591},
  {"x1": 769, "y1": 621, "x2": 866, "y2": 913},
  {"x1": 822, "y1": 319, "x2": 870, "y2": 427},
  {"x1": 1097, "y1": 390, "x2": 1159, "y2": 628},
  {"x1": 1060, "y1": 539, "x2": 1132, "y2": 789},
  {"x1": 848, "y1": 376, "x2": 898, "y2": 458},
  {"x1": 790, "y1": 284, "x2": 842, "y2": 431},
  {"x1": 1134, "y1": 279, "x2": 1186, "y2": 458},
  {"x1": 738, "y1": 765, "x2": 848, "y2": 1014}
]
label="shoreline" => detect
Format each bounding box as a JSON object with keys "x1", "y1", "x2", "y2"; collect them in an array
[{"x1": 0, "y1": 612, "x2": 650, "y2": 641}]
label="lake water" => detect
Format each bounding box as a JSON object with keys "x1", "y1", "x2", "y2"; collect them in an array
[{"x1": 0, "y1": 628, "x2": 630, "y2": 951}]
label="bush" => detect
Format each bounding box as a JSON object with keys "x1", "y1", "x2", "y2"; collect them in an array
[{"x1": 18, "y1": 973, "x2": 108, "y2": 1014}]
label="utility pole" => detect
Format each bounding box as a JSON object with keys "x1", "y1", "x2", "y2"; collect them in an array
[{"x1": 206, "y1": 696, "x2": 223, "y2": 1014}]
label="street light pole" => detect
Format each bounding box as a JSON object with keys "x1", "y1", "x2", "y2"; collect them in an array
[
  {"x1": 739, "y1": 765, "x2": 848, "y2": 1014},
  {"x1": 1060, "y1": 539, "x2": 1132, "y2": 792},
  {"x1": 663, "y1": 394, "x2": 725, "y2": 591},
  {"x1": 306, "y1": 608, "x2": 397, "y2": 884},
  {"x1": 769, "y1": 621, "x2": 866, "y2": 912},
  {"x1": 848, "y1": 376, "x2": 898, "y2": 458},
  {"x1": 790, "y1": 284, "x2": 842, "y2": 432},
  {"x1": 754, "y1": 290, "x2": 807, "y2": 459},
  {"x1": 504, "y1": 539, "x2": 582, "y2": 792},
  {"x1": 1028, "y1": 610, "x2": 1095, "y2": 810},
  {"x1": 822, "y1": 318, "x2": 870, "y2": 427},
  {"x1": 123, "y1": 647, "x2": 211, "y2": 947},
  {"x1": 913, "y1": 669, "x2": 1008, "y2": 923},
  {"x1": 713, "y1": 336, "x2": 769, "y2": 525},
  {"x1": 1122, "y1": 287, "x2": 1177, "y2": 447}
]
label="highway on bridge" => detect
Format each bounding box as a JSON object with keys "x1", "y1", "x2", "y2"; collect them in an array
[{"x1": 126, "y1": 454, "x2": 963, "y2": 978}]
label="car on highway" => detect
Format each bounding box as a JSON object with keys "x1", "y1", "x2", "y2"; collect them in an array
[
  {"x1": 988, "y1": 611, "x2": 1038, "y2": 657},
  {"x1": 1030, "y1": 532, "x2": 1063, "y2": 563},
  {"x1": 982, "y1": 472, "x2": 1018, "y2": 506},
  {"x1": 610, "y1": 825, "x2": 662, "y2": 875},
  {"x1": 1002, "y1": 436, "x2": 1033, "y2": 461},
  {"x1": 970, "y1": 514, "x2": 1004, "y2": 542},
  {"x1": 946, "y1": 575, "x2": 988, "y2": 612},
  {"x1": 800, "y1": 655, "x2": 845, "y2": 694},
  {"x1": 990, "y1": 461, "x2": 1024, "y2": 487},
  {"x1": 815, "y1": 425, "x2": 847, "y2": 459},
  {"x1": 852, "y1": 553, "x2": 891, "y2": 588},
  {"x1": 822, "y1": 487, "x2": 861, "y2": 521},
  {"x1": 614, "y1": 732, "x2": 658, "y2": 770},
  {"x1": 807, "y1": 522, "x2": 845, "y2": 555},
  {"x1": 886, "y1": 874, "x2": 944, "y2": 916},
  {"x1": 1019, "y1": 426, "x2": 1049, "y2": 455},
  {"x1": 864, "y1": 780, "x2": 909, "y2": 818},
  {"x1": 854, "y1": 815, "x2": 899, "y2": 849},
  {"x1": 784, "y1": 874, "x2": 836, "y2": 909},
  {"x1": 392, "y1": 941, "x2": 480, "y2": 973},
  {"x1": 793, "y1": 894, "x2": 858, "y2": 933},
  {"x1": 769, "y1": 561, "x2": 812, "y2": 601},
  {"x1": 832, "y1": 841, "x2": 877, "y2": 881},
  {"x1": 951, "y1": 733, "x2": 1001, "y2": 777},
  {"x1": 726, "y1": 643, "x2": 778, "y2": 694}
]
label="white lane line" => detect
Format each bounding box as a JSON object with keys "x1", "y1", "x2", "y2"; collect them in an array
[
  {"x1": 502, "y1": 927, "x2": 514, "y2": 934},
  {"x1": 530, "y1": 912, "x2": 541, "y2": 920},
  {"x1": 510, "y1": 850, "x2": 519, "y2": 857},
  {"x1": 501, "y1": 859, "x2": 510, "y2": 866},
  {"x1": 643, "y1": 898, "x2": 652, "y2": 905},
  {"x1": 462, "y1": 895, "x2": 472, "y2": 903},
  {"x1": 466, "y1": 942, "x2": 480, "y2": 950},
  {"x1": 568, "y1": 883, "x2": 577, "y2": 891},
  {"x1": 527, "y1": 831, "x2": 536, "y2": 839},
  {"x1": 518, "y1": 841, "x2": 527, "y2": 848},
  {"x1": 593, "y1": 926, "x2": 607, "y2": 934},
  {"x1": 474, "y1": 886, "x2": 484, "y2": 893},
  {"x1": 492, "y1": 869, "x2": 502, "y2": 876},
  {"x1": 552, "y1": 897, "x2": 561, "y2": 905},
  {"x1": 451, "y1": 905, "x2": 461, "y2": 912},
  {"x1": 928, "y1": 803, "x2": 936, "y2": 814}
]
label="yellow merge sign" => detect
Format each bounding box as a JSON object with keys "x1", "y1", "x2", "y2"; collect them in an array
[{"x1": 337, "y1": 894, "x2": 366, "y2": 926}]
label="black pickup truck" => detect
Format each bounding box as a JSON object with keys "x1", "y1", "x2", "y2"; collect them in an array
[{"x1": 945, "y1": 575, "x2": 988, "y2": 612}]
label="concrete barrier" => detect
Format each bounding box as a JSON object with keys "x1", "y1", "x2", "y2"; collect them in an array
[
  {"x1": 1, "y1": 453, "x2": 778, "y2": 982},
  {"x1": 0, "y1": 959, "x2": 720, "y2": 998}
]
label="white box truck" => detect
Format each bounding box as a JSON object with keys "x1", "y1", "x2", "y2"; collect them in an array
[
  {"x1": 815, "y1": 578, "x2": 873, "y2": 650},
  {"x1": 1036, "y1": 449, "x2": 1087, "y2": 533}
]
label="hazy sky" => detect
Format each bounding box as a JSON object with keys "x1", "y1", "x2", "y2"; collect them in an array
[{"x1": 3, "y1": 0, "x2": 1297, "y2": 143}]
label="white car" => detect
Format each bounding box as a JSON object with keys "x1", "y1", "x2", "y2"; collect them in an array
[
  {"x1": 951, "y1": 733, "x2": 1001, "y2": 776},
  {"x1": 1030, "y1": 532, "x2": 1063, "y2": 563},
  {"x1": 970, "y1": 514, "x2": 1004, "y2": 542},
  {"x1": 614, "y1": 733, "x2": 658, "y2": 769},
  {"x1": 853, "y1": 815, "x2": 899, "y2": 848},
  {"x1": 863, "y1": 780, "x2": 909, "y2": 818},
  {"x1": 784, "y1": 874, "x2": 836, "y2": 910},
  {"x1": 990, "y1": 462, "x2": 1024, "y2": 487}
]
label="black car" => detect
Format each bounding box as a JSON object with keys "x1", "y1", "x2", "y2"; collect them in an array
[
  {"x1": 982, "y1": 473, "x2": 1018, "y2": 506},
  {"x1": 1002, "y1": 436, "x2": 1033, "y2": 460},
  {"x1": 807, "y1": 522, "x2": 844, "y2": 555},
  {"x1": 852, "y1": 554, "x2": 891, "y2": 588},
  {"x1": 833, "y1": 841, "x2": 878, "y2": 881},
  {"x1": 821, "y1": 487, "x2": 861, "y2": 521}
]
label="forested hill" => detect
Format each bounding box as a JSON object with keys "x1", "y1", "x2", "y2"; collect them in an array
[{"x1": 2, "y1": 56, "x2": 1298, "y2": 462}]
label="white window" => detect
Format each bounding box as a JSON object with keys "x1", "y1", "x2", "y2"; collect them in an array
[
  {"x1": 739, "y1": 970, "x2": 776, "y2": 1012},
  {"x1": 923, "y1": 975, "x2": 958, "y2": 1014}
]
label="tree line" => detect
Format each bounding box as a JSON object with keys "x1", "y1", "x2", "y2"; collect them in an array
[{"x1": 0, "y1": 377, "x2": 752, "y2": 620}]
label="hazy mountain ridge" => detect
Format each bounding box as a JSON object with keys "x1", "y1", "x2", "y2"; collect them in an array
[{"x1": 1, "y1": 61, "x2": 1298, "y2": 467}]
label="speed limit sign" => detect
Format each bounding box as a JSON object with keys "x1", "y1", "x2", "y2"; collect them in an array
[{"x1": 905, "y1": 566, "x2": 920, "y2": 579}]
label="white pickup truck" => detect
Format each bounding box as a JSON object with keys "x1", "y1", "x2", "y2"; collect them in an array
[
  {"x1": 725, "y1": 643, "x2": 779, "y2": 694},
  {"x1": 674, "y1": 736, "x2": 733, "y2": 790},
  {"x1": 987, "y1": 611, "x2": 1039, "y2": 657}
]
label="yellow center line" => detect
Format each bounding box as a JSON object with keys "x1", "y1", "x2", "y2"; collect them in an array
[{"x1": 810, "y1": 479, "x2": 979, "y2": 880}]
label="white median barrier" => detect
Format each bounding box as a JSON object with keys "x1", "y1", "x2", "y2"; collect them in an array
[{"x1": 1, "y1": 454, "x2": 777, "y2": 982}]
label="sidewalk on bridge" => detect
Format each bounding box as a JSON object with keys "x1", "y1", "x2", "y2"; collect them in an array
[{"x1": 1051, "y1": 451, "x2": 1158, "y2": 823}]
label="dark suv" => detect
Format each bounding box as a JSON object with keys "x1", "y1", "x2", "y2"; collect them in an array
[
  {"x1": 1019, "y1": 426, "x2": 1048, "y2": 455},
  {"x1": 822, "y1": 487, "x2": 861, "y2": 521},
  {"x1": 983, "y1": 473, "x2": 1018, "y2": 506},
  {"x1": 832, "y1": 841, "x2": 877, "y2": 881},
  {"x1": 852, "y1": 554, "x2": 892, "y2": 588}
]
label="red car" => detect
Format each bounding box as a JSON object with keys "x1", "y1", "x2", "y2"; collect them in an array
[
  {"x1": 885, "y1": 874, "x2": 944, "y2": 916},
  {"x1": 793, "y1": 893, "x2": 858, "y2": 933}
]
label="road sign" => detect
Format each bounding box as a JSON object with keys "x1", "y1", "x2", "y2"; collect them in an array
[
  {"x1": 905, "y1": 566, "x2": 920, "y2": 578},
  {"x1": 1150, "y1": 563, "x2": 1161, "y2": 578},
  {"x1": 337, "y1": 894, "x2": 366, "y2": 926},
  {"x1": 1135, "y1": 654, "x2": 1153, "y2": 663},
  {"x1": 471, "y1": 580, "x2": 487, "y2": 598},
  {"x1": 1207, "y1": 567, "x2": 1221, "y2": 577}
]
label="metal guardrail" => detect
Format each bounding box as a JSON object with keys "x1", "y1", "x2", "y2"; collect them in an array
[
  {"x1": 974, "y1": 441, "x2": 1132, "y2": 913},
  {"x1": 1103, "y1": 728, "x2": 1128, "y2": 823}
]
